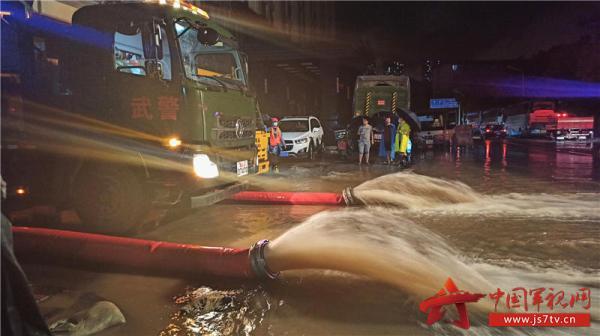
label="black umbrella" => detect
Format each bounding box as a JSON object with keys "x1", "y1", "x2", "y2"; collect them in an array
[{"x1": 395, "y1": 107, "x2": 421, "y2": 131}]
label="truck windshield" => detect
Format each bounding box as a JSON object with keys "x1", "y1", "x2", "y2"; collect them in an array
[
  {"x1": 356, "y1": 80, "x2": 401, "y2": 89},
  {"x1": 175, "y1": 20, "x2": 246, "y2": 87},
  {"x1": 419, "y1": 114, "x2": 445, "y2": 131},
  {"x1": 418, "y1": 112, "x2": 457, "y2": 131}
]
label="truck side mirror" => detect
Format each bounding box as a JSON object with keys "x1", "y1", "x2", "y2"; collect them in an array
[
  {"x1": 153, "y1": 23, "x2": 164, "y2": 60},
  {"x1": 141, "y1": 24, "x2": 156, "y2": 59},
  {"x1": 145, "y1": 60, "x2": 163, "y2": 80},
  {"x1": 197, "y1": 28, "x2": 220, "y2": 45}
]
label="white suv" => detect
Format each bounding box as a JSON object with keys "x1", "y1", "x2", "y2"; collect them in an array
[{"x1": 278, "y1": 116, "x2": 324, "y2": 159}]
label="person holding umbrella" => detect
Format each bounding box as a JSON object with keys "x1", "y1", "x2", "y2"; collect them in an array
[{"x1": 378, "y1": 117, "x2": 396, "y2": 164}]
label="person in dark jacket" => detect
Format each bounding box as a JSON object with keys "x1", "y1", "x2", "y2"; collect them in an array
[{"x1": 378, "y1": 117, "x2": 396, "y2": 164}]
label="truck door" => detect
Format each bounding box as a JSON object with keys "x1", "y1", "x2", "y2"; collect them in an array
[{"x1": 110, "y1": 19, "x2": 180, "y2": 139}]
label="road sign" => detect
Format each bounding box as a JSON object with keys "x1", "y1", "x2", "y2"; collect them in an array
[{"x1": 430, "y1": 98, "x2": 459, "y2": 109}]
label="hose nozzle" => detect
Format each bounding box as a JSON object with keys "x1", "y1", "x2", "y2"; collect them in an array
[
  {"x1": 342, "y1": 187, "x2": 363, "y2": 206},
  {"x1": 249, "y1": 239, "x2": 279, "y2": 280}
]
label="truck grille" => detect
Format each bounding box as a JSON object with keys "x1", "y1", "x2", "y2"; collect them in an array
[
  {"x1": 212, "y1": 117, "x2": 256, "y2": 141},
  {"x1": 284, "y1": 140, "x2": 293, "y2": 151},
  {"x1": 217, "y1": 130, "x2": 255, "y2": 140}
]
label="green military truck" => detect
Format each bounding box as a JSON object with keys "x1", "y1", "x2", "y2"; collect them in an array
[
  {"x1": 353, "y1": 75, "x2": 412, "y2": 117},
  {"x1": 335, "y1": 75, "x2": 419, "y2": 157},
  {"x1": 1, "y1": 1, "x2": 261, "y2": 233}
]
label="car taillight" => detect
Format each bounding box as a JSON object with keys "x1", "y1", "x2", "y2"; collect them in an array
[{"x1": 7, "y1": 96, "x2": 23, "y2": 116}]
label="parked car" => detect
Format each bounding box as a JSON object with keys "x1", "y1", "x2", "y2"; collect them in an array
[
  {"x1": 472, "y1": 126, "x2": 483, "y2": 140},
  {"x1": 483, "y1": 124, "x2": 507, "y2": 139},
  {"x1": 278, "y1": 116, "x2": 324, "y2": 159}
]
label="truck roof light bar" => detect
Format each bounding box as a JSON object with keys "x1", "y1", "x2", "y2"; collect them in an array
[{"x1": 148, "y1": 0, "x2": 210, "y2": 19}]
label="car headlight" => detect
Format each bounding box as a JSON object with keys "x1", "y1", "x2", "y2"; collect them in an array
[
  {"x1": 193, "y1": 154, "x2": 219, "y2": 179},
  {"x1": 295, "y1": 138, "x2": 309, "y2": 144}
]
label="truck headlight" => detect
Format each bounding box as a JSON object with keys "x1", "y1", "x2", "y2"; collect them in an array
[
  {"x1": 193, "y1": 154, "x2": 219, "y2": 179},
  {"x1": 295, "y1": 138, "x2": 309, "y2": 144},
  {"x1": 168, "y1": 137, "x2": 182, "y2": 148}
]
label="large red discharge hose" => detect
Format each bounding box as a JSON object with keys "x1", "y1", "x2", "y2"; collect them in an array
[
  {"x1": 11, "y1": 227, "x2": 277, "y2": 279},
  {"x1": 230, "y1": 191, "x2": 344, "y2": 205},
  {"x1": 10, "y1": 190, "x2": 360, "y2": 280}
]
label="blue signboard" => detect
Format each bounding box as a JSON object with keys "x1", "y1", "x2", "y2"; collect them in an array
[{"x1": 430, "y1": 98, "x2": 459, "y2": 109}]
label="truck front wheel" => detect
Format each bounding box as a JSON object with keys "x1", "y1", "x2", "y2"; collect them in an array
[{"x1": 71, "y1": 166, "x2": 149, "y2": 234}]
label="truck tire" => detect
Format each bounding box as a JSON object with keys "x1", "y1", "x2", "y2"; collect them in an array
[{"x1": 71, "y1": 165, "x2": 149, "y2": 234}]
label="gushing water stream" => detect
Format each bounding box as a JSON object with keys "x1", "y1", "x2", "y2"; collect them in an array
[
  {"x1": 266, "y1": 208, "x2": 494, "y2": 302},
  {"x1": 263, "y1": 172, "x2": 599, "y2": 328},
  {"x1": 352, "y1": 172, "x2": 481, "y2": 208},
  {"x1": 170, "y1": 172, "x2": 599, "y2": 335}
]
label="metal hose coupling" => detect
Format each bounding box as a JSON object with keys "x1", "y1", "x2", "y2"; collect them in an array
[
  {"x1": 249, "y1": 239, "x2": 279, "y2": 280},
  {"x1": 342, "y1": 187, "x2": 364, "y2": 206}
]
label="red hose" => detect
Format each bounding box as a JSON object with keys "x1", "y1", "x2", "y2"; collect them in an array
[
  {"x1": 12, "y1": 227, "x2": 255, "y2": 279},
  {"x1": 231, "y1": 191, "x2": 344, "y2": 205}
]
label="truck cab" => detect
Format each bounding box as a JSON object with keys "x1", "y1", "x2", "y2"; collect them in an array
[
  {"x1": 1, "y1": 1, "x2": 260, "y2": 233},
  {"x1": 416, "y1": 111, "x2": 458, "y2": 148}
]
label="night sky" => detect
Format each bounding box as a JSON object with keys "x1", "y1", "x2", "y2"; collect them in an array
[{"x1": 336, "y1": 2, "x2": 600, "y2": 62}]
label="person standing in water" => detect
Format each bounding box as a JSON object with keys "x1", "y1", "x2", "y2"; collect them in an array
[
  {"x1": 269, "y1": 117, "x2": 283, "y2": 172},
  {"x1": 357, "y1": 117, "x2": 374, "y2": 165},
  {"x1": 395, "y1": 117, "x2": 411, "y2": 164},
  {"x1": 378, "y1": 116, "x2": 396, "y2": 164}
]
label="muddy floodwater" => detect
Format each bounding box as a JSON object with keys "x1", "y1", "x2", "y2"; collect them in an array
[{"x1": 26, "y1": 139, "x2": 600, "y2": 335}]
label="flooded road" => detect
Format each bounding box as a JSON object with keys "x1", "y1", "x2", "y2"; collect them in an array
[{"x1": 26, "y1": 139, "x2": 599, "y2": 335}]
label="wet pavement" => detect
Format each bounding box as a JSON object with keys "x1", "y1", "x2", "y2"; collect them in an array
[{"x1": 23, "y1": 139, "x2": 600, "y2": 335}]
